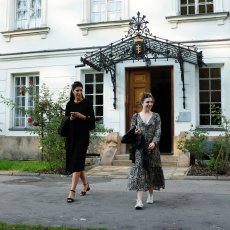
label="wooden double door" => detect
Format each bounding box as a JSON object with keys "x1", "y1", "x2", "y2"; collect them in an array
[{"x1": 126, "y1": 67, "x2": 173, "y2": 154}]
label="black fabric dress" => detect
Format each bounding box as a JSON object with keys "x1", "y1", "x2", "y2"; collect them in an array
[{"x1": 65, "y1": 99, "x2": 95, "y2": 173}]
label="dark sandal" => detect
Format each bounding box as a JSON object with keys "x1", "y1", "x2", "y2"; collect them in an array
[
  {"x1": 67, "y1": 189, "x2": 75, "y2": 203},
  {"x1": 80, "y1": 183, "x2": 90, "y2": 196}
]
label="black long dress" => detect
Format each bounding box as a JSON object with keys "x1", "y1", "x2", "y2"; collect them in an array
[{"x1": 65, "y1": 99, "x2": 95, "y2": 173}]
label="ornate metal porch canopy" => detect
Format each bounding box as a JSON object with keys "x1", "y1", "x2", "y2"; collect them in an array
[{"x1": 76, "y1": 12, "x2": 205, "y2": 109}]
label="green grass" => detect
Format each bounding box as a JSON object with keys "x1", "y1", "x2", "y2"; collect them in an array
[
  {"x1": 0, "y1": 222, "x2": 108, "y2": 230},
  {"x1": 0, "y1": 160, "x2": 50, "y2": 173}
]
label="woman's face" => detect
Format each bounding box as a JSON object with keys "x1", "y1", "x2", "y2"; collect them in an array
[
  {"x1": 72, "y1": 86, "x2": 83, "y2": 100},
  {"x1": 142, "y1": 97, "x2": 154, "y2": 111}
]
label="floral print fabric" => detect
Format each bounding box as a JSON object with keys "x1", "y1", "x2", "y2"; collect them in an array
[{"x1": 127, "y1": 113, "x2": 165, "y2": 191}]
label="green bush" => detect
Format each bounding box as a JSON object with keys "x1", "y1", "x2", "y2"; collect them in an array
[
  {"x1": 207, "y1": 106, "x2": 230, "y2": 174},
  {"x1": 177, "y1": 127, "x2": 208, "y2": 166}
]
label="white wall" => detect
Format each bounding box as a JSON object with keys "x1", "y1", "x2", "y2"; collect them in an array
[{"x1": 0, "y1": 0, "x2": 230, "y2": 138}]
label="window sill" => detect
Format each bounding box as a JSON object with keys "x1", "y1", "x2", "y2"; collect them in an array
[
  {"x1": 8, "y1": 128, "x2": 34, "y2": 131},
  {"x1": 77, "y1": 20, "x2": 130, "y2": 35},
  {"x1": 1, "y1": 27, "x2": 50, "y2": 42},
  {"x1": 198, "y1": 127, "x2": 225, "y2": 132},
  {"x1": 166, "y1": 12, "x2": 229, "y2": 28}
]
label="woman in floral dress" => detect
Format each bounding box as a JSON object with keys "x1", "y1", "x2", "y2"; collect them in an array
[{"x1": 128, "y1": 92, "x2": 165, "y2": 209}]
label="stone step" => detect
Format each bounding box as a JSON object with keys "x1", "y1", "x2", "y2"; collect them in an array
[
  {"x1": 113, "y1": 154, "x2": 178, "y2": 167},
  {"x1": 112, "y1": 160, "x2": 133, "y2": 166}
]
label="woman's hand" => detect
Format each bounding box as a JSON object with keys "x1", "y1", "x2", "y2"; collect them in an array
[
  {"x1": 135, "y1": 127, "x2": 141, "y2": 135},
  {"x1": 148, "y1": 142, "x2": 155, "y2": 150},
  {"x1": 70, "y1": 112, "x2": 86, "y2": 120}
]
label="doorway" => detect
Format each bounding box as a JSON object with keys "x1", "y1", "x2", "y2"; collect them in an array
[{"x1": 126, "y1": 66, "x2": 173, "y2": 154}]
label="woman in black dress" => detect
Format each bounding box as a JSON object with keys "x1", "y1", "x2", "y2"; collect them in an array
[{"x1": 65, "y1": 81, "x2": 95, "y2": 203}]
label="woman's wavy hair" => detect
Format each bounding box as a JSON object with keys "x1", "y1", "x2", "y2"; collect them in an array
[
  {"x1": 140, "y1": 92, "x2": 155, "y2": 105},
  {"x1": 70, "y1": 81, "x2": 84, "y2": 101}
]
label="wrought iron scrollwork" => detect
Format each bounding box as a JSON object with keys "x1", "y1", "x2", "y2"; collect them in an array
[{"x1": 77, "y1": 12, "x2": 205, "y2": 110}]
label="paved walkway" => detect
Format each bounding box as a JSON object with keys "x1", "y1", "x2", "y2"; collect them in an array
[
  {"x1": 0, "y1": 166, "x2": 190, "y2": 179},
  {"x1": 86, "y1": 166, "x2": 190, "y2": 179},
  {"x1": 0, "y1": 172, "x2": 230, "y2": 230}
]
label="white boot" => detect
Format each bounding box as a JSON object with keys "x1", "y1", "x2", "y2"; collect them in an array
[
  {"x1": 135, "y1": 199, "x2": 143, "y2": 209},
  {"x1": 146, "y1": 192, "x2": 154, "y2": 204}
]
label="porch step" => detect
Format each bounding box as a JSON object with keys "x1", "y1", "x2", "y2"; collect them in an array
[
  {"x1": 161, "y1": 155, "x2": 178, "y2": 167},
  {"x1": 112, "y1": 154, "x2": 178, "y2": 167}
]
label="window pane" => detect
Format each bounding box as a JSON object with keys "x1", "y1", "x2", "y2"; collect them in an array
[
  {"x1": 200, "y1": 91, "x2": 209, "y2": 102},
  {"x1": 96, "y1": 95, "x2": 103, "y2": 105},
  {"x1": 188, "y1": 0, "x2": 195, "y2": 3},
  {"x1": 96, "y1": 84, "x2": 103, "y2": 93},
  {"x1": 85, "y1": 74, "x2": 94, "y2": 83},
  {"x1": 200, "y1": 104, "x2": 210, "y2": 114},
  {"x1": 181, "y1": 7, "x2": 187, "y2": 15},
  {"x1": 96, "y1": 73, "x2": 103, "y2": 82},
  {"x1": 85, "y1": 84, "x2": 93, "y2": 94},
  {"x1": 207, "y1": 4, "x2": 213, "y2": 13},
  {"x1": 96, "y1": 106, "x2": 103, "y2": 116},
  {"x1": 211, "y1": 91, "x2": 221, "y2": 102},
  {"x1": 199, "y1": 5, "x2": 205, "y2": 13},
  {"x1": 181, "y1": 0, "x2": 187, "y2": 4},
  {"x1": 211, "y1": 115, "x2": 220, "y2": 125},
  {"x1": 200, "y1": 80, "x2": 209, "y2": 90},
  {"x1": 200, "y1": 115, "x2": 210, "y2": 125},
  {"x1": 199, "y1": 0, "x2": 205, "y2": 2},
  {"x1": 211, "y1": 80, "x2": 220, "y2": 90},
  {"x1": 188, "y1": 6, "x2": 195, "y2": 14},
  {"x1": 211, "y1": 68, "x2": 220, "y2": 78},
  {"x1": 85, "y1": 95, "x2": 93, "y2": 104},
  {"x1": 199, "y1": 68, "x2": 209, "y2": 78}
]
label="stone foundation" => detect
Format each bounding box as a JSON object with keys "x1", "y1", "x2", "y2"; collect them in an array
[{"x1": 0, "y1": 136, "x2": 40, "y2": 160}]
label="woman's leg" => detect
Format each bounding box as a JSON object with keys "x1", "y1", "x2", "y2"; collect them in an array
[
  {"x1": 80, "y1": 171, "x2": 87, "y2": 185},
  {"x1": 68, "y1": 171, "x2": 81, "y2": 199},
  {"x1": 80, "y1": 171, "x2": 90, "y2": 195},
  {"x1": 147, "y1": 187, "x2": 154, "y2": 203},
  {"x1": 135, "y1": 190, "x2": 144, "y2": 209}
]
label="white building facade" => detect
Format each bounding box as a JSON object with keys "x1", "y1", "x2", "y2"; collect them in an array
[{"x1": 0, "y1": 0, "x2": 229, "y2": 160}]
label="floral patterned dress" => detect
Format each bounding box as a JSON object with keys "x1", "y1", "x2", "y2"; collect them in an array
[{"x1": 127, "y1": 112, "x2": 165, "y2": 191}]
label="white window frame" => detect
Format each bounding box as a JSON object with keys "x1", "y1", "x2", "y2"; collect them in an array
[
  {"x1": 79, "y1": 0, "x2": 129, "y2": 35},
  {"x1": 1, "y1": 0, "x2": 49, "y2": 41},
  {"x1": 180, "y1": 0, "x2": 214, "y2": 15},
  {"x1": 199, "y1": 66, "x2": 221, "y2": 127},
  {"x1": 166, "y1": 0, "x2": 228, "y2": 28},
  {"x1": 13, "y1": 73, "x2": 39, "y2": 129},
  {"x1": 15, "y1": 0, "x2": 42, "y2": 30},
  {"x1": 83, "y1": 72, "x2": 104, "y2": 123}
]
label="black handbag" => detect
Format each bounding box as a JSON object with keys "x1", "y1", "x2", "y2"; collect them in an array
[
  {"x1": 121, "y1": 127, "x2": 136, "y2": 144},
  {"x1": 58, "y1": 116, "x2": 70, "y2": 137}
]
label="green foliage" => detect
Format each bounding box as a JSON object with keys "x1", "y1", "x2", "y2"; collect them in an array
[
  {"x1": 177, "y1": 127, "x2": 208, "y2": 166},
  {"x1": 0, "y1": 221, "x2": 108, "y2": 230},
  {"x1": 208, "y1": 106, "x2": 230, "y2": 174},
  {"x1": 0, "y1": 160, "x2": 50, "y2": 172},
  {"x1": 1, "y1": 83, "x2": 114, "y2": 173},
  {"x1": 0, "y1": 84, "x2": 70, "y2": 173}
]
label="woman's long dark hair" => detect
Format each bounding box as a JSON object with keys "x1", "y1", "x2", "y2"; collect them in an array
[{"x1": 70, "y1": 81, "x2": 84, "y2": 101}]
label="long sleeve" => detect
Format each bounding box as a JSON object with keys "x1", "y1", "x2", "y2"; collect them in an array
[
  {"x1": 130, "y1": 113, "x2": 138, "y2": 129},
  {"x1": 86, "y1": 100, "x2": 95, "y2": 130},
  {"x1": 152, "y1": 113, "x2": 161, "y2": 145},
  {"x1": 65, "y1": 101, "x2": 71, "y2": 116}
]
